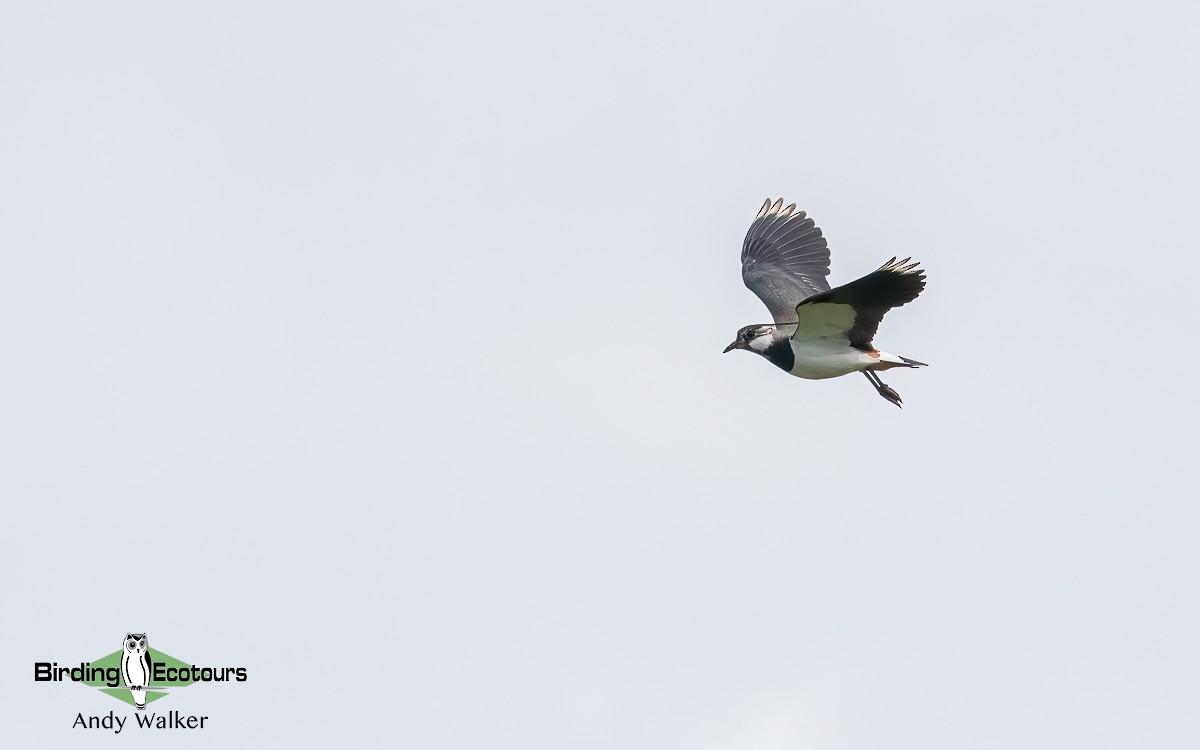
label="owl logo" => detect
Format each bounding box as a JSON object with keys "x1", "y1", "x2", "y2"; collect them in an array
[{"x1": 120, "y1": 633, "x2": 152, "y2": 710}]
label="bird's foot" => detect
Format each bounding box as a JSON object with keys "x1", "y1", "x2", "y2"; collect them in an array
[{"x1": 877, "y1": 384, "x2": 903, "y2": 408}]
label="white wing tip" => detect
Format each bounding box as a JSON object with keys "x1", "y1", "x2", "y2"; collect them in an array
[
  {"x1": 877, "y1": 256, "x2": 923, "y2": 274},
  {"x1": 756, "y1": 198, "x2": 802, "y2": 221}
]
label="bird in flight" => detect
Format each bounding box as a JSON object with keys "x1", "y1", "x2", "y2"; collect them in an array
[{"x1": 724, "y1": 199, "x2": 927, "y2": 407}]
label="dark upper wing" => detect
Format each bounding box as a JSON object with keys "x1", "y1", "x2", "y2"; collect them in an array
[
  {"x1": 741, "y1": 199, "x2": 831, "y2": 324},
  {"x1": 792, "y1": 257, "x2": 925, "y2": 348}
]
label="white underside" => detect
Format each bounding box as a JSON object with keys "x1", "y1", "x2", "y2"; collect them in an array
[{"x1": 788, "y1": 340, "x2": 906, "y2": 380}]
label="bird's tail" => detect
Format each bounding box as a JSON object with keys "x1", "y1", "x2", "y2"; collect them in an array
[{"x1": 899, "y1": 356, "x2": 928, "y2": 367}]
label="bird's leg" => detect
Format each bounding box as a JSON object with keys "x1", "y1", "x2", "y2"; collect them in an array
[{"x1": 862, "y1": 370, "x2": 903, "y2": 408}]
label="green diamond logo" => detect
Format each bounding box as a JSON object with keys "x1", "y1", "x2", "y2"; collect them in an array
[{"x1": 81, "y1": 646, "x2": 198, "y2": 707}]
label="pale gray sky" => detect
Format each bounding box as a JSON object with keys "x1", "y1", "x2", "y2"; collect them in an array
[{"x1": 2, "y1": 1, "x2": 1198, "y2": 747}]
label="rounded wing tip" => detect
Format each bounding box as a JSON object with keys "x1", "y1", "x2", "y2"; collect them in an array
[{"x1": 756, "y1": 198, "x2": 802, "y2": 220}]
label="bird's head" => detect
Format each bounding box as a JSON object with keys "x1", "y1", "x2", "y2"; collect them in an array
[{"x1": 723, "y1": 324, "x2": 776, "y2": 354}]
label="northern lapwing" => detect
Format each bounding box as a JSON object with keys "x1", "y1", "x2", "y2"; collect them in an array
[{"x1": 724, "y1": 199, "x2": 927, "y2": 407}]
